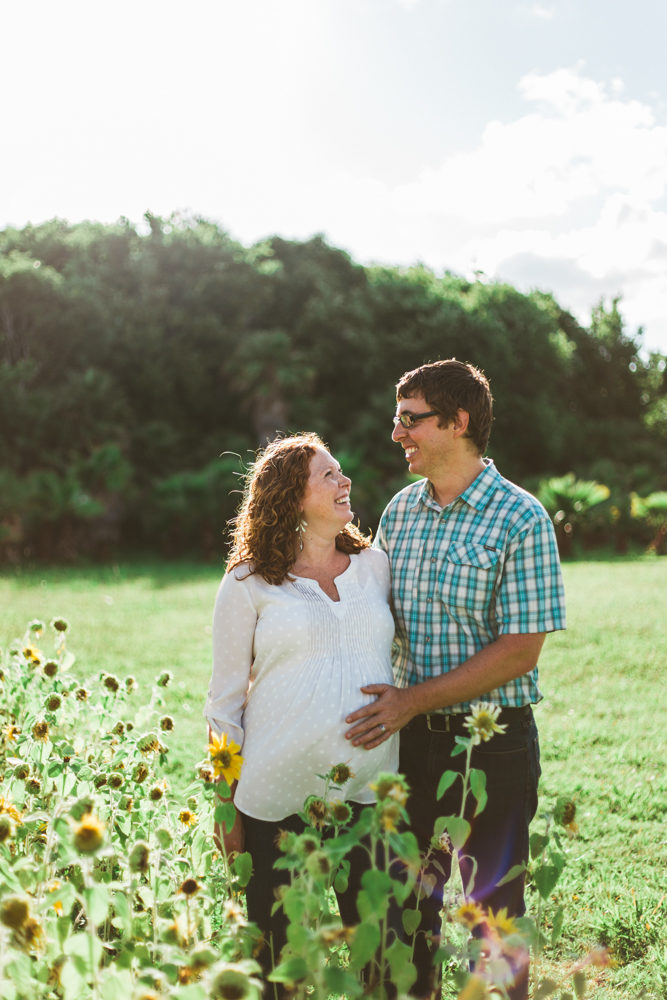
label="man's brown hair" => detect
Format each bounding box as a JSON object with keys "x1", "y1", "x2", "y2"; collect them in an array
[{"x1": 396, "y1": 359, "x2": 493, "y2": 455}]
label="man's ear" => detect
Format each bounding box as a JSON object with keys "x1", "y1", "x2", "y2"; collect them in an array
[{"x1": 451, "y1": 409, "x2": 470, "y2": 440}]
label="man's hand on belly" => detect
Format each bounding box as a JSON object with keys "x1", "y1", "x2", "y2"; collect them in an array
[{"x1": 345, "y1": 684, "x2": 419, "y2": 749}]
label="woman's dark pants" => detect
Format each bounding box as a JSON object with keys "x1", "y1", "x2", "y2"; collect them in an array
[
  {"x1": 240, "y1": 803, "x2": 400, "y2": 992},
  {"x1": 399, "y1": 708, "x2": 541, "y2": 1000}
]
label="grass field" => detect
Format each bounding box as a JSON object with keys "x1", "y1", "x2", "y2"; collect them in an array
[{"x1": 1, "y1": 555, "x2": 666, "y2": 998}]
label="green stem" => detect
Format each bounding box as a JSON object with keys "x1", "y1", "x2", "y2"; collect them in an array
[{"x1": 81, "y1": 858, "x2": 101, "y2": 1000}]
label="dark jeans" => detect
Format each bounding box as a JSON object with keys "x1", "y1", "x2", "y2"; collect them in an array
[
  {"x1": 399, "y1": 708, "x2": 541, "y2": 1000},
  {"x1": 240, "y1": 803, "x2": 401, "y2": 991}
]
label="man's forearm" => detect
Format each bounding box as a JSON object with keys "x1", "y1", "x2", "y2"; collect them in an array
[{"x1": 405, "y1": 632, "x2": 546, "y2": 716}]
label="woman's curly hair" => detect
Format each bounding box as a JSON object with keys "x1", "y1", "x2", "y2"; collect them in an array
[{"x1": 227, "y1": 433, "x2": 370, "y2": 586}]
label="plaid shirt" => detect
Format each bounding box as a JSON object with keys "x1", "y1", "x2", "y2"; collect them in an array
[{"x1": 374, "y1": 459, "x2": 566, "y2": 712}]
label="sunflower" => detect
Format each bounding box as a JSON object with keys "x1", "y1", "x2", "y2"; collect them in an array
[
  {"x1": 330, "y1": 800, "x2": 352, "y2": 825},
  {"x1": 379, "y1": 801, "x2": 402, "y2": 833},
  {"x1": 23, "y1": 645, "x2": 43, "y2": 667},
  {"x1": 179, "y1": 808, "x2": 198, "y2": 827},
  {"x1": 73, "y1": 814, "x2": 106, "y2": 854},
  {"x1": 179, "y1": 878, "x2": 200, "y2": 897},
  {"x1": 32, "y1": 720, "x2": 50, "y2": 742},
  {"x1": 370, "y1": 773, "x2": 410, "y2": 805},
  {"x1": 455, "y1": 901, "x2": 485, "y2": 929},
  {"x1": 0, "y1": 796, "x2": 23, "y2": 824},
  {"x1": 330, "y1": 763, "x2": 355, "y2": 785},
  {"x1": 487, "y1": 907, "x2": 519, "y2": 937},
  {"x1": 464, "y1": 703, "x2": 507, "y2": 745},
  {"x1": 208, "y1": 733, "x2": 243, "y2": 784},
  {"x1": 2, "y1": 724, "x2": 21, "y2": 742},
  {"x1": 0, "y1": 815, "x2": 16, "y2": 843}
]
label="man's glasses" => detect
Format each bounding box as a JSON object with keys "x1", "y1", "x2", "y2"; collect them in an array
[{"x1": 392, "y1": 410, "x2": 439, "y2": 428}]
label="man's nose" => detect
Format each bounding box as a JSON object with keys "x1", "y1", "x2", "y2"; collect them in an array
[{"x1": 392, "y1": 421, "x2": 406, "y2": 442}]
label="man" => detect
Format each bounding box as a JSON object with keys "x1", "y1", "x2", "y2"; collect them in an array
[{"x1": 345, "y1": 359, "x2": 566, "y2": 999}]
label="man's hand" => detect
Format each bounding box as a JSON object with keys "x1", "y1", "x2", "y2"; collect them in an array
[{"x1": 345, "y1": 684, "x2": 418, "y2": 749}]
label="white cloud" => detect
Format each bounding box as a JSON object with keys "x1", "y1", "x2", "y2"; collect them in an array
[
  {"x1": 514, "y1": 4, "x2": 556, "y2": 20},
  {"x1": 318, "y1": 67, "x2": 667, "y2": 349}
]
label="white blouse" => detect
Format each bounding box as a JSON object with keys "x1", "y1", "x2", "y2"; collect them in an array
[{"x1": 204, "y1": 548, "x2": 399, "y2": 821}]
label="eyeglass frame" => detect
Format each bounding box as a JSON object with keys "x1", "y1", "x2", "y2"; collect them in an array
[{"x1": 392, "y1": 410, "x2": 440, "y2": 429}]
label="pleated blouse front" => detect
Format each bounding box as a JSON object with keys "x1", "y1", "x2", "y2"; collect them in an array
[{"x1": 204, "y1": 548, "x2": 399, "y2": 821}]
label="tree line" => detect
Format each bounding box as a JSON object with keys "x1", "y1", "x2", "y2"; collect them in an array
[{"x1": 1, "y1": 213, "x2": 666, "y2": 562}]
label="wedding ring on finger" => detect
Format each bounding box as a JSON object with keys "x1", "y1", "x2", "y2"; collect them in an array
[{"x1": 378, "y1": 723, "x2": 386, "y2": 734}]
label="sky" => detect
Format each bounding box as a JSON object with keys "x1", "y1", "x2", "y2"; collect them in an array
[{"x1": 3, "y1": 0, "x2": 667, "y2": 350}]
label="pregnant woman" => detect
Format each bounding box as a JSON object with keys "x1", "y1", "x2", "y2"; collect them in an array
[{"x1": 204, "y1": 432, "x2": 399, "y2": 975}]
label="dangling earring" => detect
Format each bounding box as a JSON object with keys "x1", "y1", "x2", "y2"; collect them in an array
[{"x1": 296, "y1": 516, "x2": 308, "y2": 552}]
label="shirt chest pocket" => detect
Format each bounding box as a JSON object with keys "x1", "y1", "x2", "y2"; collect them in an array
[{"x1": 441, "y1": 541, "x2": 500, "y2": 611}]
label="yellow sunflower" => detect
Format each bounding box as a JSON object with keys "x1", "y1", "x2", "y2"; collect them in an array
[
  {"x1": 464, "y1": 702, "x2": 507, "y2": 745},
  {"x1": 207, "y1": 733, "x2": 243, "y2": 784},
  {"x1": 0, "y1": 795, "x2": 23, "y2": 825},
  {"x1": 487, "y1": 906, "x2": 519, "y2": 937},
  {"x1": 455, "y1": 901, "x2": 486, "y2": 929}
]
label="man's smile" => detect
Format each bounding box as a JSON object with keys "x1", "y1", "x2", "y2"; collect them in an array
[{"x1": 404, "y1": 446, "x2": 418, "y2": 459}]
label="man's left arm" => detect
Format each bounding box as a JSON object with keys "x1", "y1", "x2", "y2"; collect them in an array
[{"x1": 345, "y1": 516, "x2": 566, "y2": 749}]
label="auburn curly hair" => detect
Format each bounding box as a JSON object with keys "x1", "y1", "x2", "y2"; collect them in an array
[{"x1": 227, "y1": 433, "x2": 370, "y2": 586}]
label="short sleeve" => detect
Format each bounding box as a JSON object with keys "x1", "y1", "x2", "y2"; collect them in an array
[
  {"x1": 496, "y1": 518, "x2": 566, "y2": 634},
  {"x1": 203, "y1": 568, "x2": 257, "y2": 749},
  {"x1": 373, "y1": 507, "x2": 390, "y2": 555}
]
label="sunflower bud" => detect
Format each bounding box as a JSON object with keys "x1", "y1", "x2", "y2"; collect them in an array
[
  {"x1": 210, "y1": 965, "x2": 253, "y2": 1000},
  {"x1": 160, "y1": 715, "x2": 174, "y2": 732},
  {"x1": 330, "y1": 763, "x2": 355, "y2": 785},
  {"x1": 75, "y1": 688, "x2": 90, "y2": 702},
  {"x1": 155, "y1": 826, "x2": 172, "y2": 848},
  {"x1": 149, "y1": 784, "x2": 164, "y2": 802},
  {"x1": 50, "y1": 617, "x2": 69, "y2": 633},
  {"x1": 45, "y1": 694, "x2": 62, "y2": 712},
  {"x1": 102, "y1": 673, "x2": 120, "y2": 693},
  {"x1": 156, "y1": 670, "x2": 173, "y2": 688},
  {"x1": 125, "y1": 675, "x2": 138, "y2": 693},
  {"x1": 14, "y1": 762, "x2": 30, "y2": 781},
  {"x1": 94, "y1": 774, "x2": 108, "y2": 789},
  {"x1": 43, "y1": 661, "x2": 58, "y2": 678},
  {"x1": 109, "y1": 772, "x2": 124, "y2": 790}
]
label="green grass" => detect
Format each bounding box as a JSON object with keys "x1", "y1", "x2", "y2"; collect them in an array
[{"x1": 1, "y1": 555, "x2": 666, "y2": 997}]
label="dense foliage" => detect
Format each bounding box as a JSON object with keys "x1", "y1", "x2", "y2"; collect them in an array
[{"x1": 1, "y1": 215, "x2": 666, "y2": 560}]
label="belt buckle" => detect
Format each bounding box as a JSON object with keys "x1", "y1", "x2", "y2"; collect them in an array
[{"x1": 426, "y1": 714, "x2": 450, "y2": 733}]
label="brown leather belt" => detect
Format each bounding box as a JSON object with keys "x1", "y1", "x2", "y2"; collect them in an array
[{"x1": 409, "y1": 704, "x2": 532, "y2": 734}]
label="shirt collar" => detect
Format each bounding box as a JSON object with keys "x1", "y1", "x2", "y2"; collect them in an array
[{"x1": 410, "y1": 459, "x2": 500, "y2": 513}]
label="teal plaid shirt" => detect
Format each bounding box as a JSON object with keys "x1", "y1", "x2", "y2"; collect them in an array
[{"x1": 374, "y1": 459, "x2": 566, "y2": 712}]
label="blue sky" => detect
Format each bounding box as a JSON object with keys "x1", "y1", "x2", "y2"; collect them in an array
[{"x1": 3, "y1": 0, "x2": 667, "y2": 349}]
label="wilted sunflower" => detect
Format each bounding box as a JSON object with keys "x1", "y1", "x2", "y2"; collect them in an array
[
  {"x1": 102, "y1": 673, "x2": 120, "y2": 693},
  {"x1": 379, "y1": 801, "x2": 402, "y2": 833},
  {"x1": 455, "y1": 901, "x2": 485, "y2": 930},
  {"x1": 464, "y1": 702, "x2": 507, "y2": 745},
  {"x1": 370, "y1": 772, "x2": 410, "y2": 805},
  {"x1": 75, "y1": 687, "x2": 90, "y2": 702},
  {"x1": 305, "y1": 850, "x2": 331, "y2": 880},
  {"x1": 32, "y1": 720, "x2": 50, "y2": 742},
  {"x1": 125, "y1": 675, "x2": 138, "y2": 693},
  {"x1": 305, "y1": 796, "x2": 329, "y2": 829},
  {"x1": 3, "y1": 724, "x2": 21, "y2": 742},
  {"x1": 330, "y1": 762, "x2": 355, "y2": 785},
  {"x1": 137, "y1": 732, "x2": 160, "y2": 754},
  {"x1": 554, "y1": 797, "x2": 579, "y2": 837},
  {"x1": 25, "y1": 777, "x2": 42, "y2": 795},
  {"x1": 94, "y1": 774, "x2": 108, "y2": 789},
  {"x1": 119, "y1": 794, "x2": 134, "y2": 813},
  {"x1": 330, "y1": 800, "x2": 352, "y2": 825},
  {"x1": 14, "y1": 762, "x2": 30, "y2": 780},
  {"x1": 198, "y1": 763, "x2": 214, "y2": 782},
  {"x1": 160, "y1": 715, "x2": 174, "y2": 732},
  {"x1": 274, "y1": 828, "x2": 296, "y2": 853},
  {"x1": 208, "y1": 733, "x2": 243, "y2": 784},
  {"x1": 43, "y1": 660, "x2": 58, "y2": 678},
  {"x1": 73, "y1": 814, "x2": 105, "y2": 854},
  {"x1": 210, "y1": 964, "x2": 255, "y2": 1000},
  {"x1": 129, "y1": 840, "x2": 150, "y2": 873},
  {"x1": 29, "y1": 619, "x2": 45, "y2": 635},
  {"x1": 108, "y1": 772, "x2": 124, "y2": 790},
  {"x1": 0, "y1": 896, "x2": 30, "y2": 929},
  {"x1": 0, "y1": 815, "x2": 16, "y2": 843},
  {"x1": 179, "y1": 808, "x2": 198, "y2": 827},
  {"x1": 132, "y1": 763, "x2": 149, "y2": 783},
  {"x1": 45, "y1": 694, "x2": 62, "y2": 712},
  {"x1": 156, "y1": 670, "x2": 173, "y2": 688},
  {"x1": 149, "y1": 783, "x2": 164, "y2": 802},
  {"x1": 179, "y1": 878, "x2": 200, "y2": 897},
  {"x1": 113, "y1": 721, "x2": 125, "y2": 736},
  {"x1": 50, "y1": 617, "x2": 69, "y2": 633}
]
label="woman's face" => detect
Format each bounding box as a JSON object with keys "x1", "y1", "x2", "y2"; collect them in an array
[{"x1": 300, "y1": 447, "x2": 353, "y2": 535}]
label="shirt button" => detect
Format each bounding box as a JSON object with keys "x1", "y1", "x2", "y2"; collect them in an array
[
  {"x1": 427, "y1": 598, "x2": 432, "y2": 603},
  {"x1": 431, "y1": 557, "x2": 436, "y2": 563},
  {"x1": 425, "y1": 636, "x2": 431, "y2": 642}
]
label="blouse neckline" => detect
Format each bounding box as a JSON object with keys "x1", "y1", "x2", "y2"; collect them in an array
[{"x1": 291, "y1": 553, "x2": 358, "y2": 606}]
